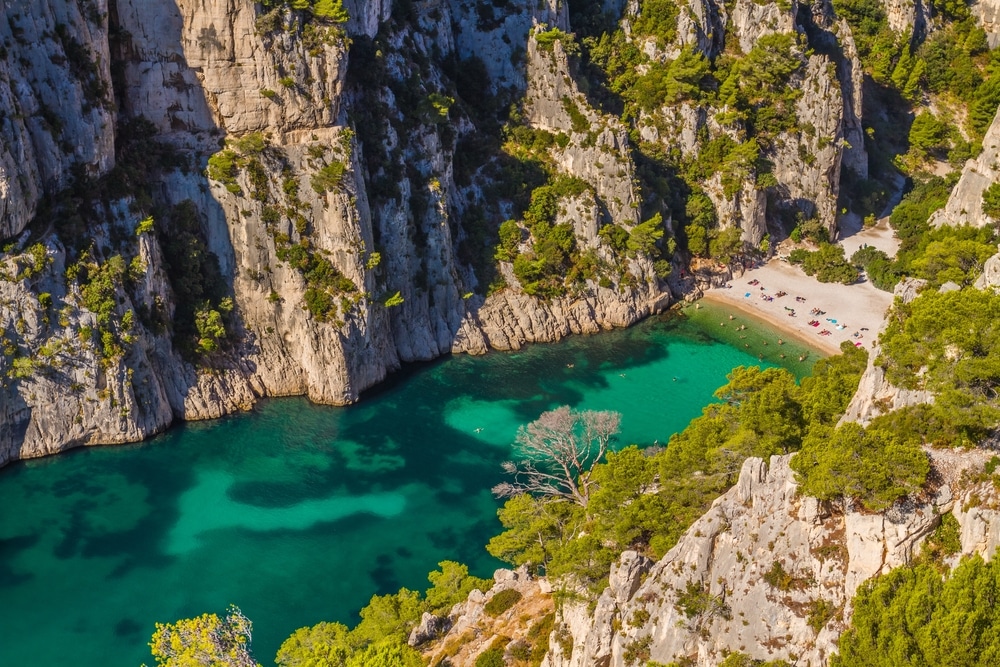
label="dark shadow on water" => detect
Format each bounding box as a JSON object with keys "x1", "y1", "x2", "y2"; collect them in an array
[
  {"x1": 0, "y1": 534, "x2": 38, "y2": 586},
  {"x1": 114, "y1": 618, "x2": 143, "y2": 639},
  {"x1": 226, "y1": 480, "x2": 329, "y2": 508},
  {"x1": 369, "y1": 553, "x2": 399, "y2": 592}
]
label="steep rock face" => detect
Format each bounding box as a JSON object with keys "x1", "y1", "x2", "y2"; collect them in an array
[
  {"x1": 524, "y1": 36, "x2": 640, "y2": 229},
  {"x1": 0, "y1": 0, "x2": 115, "y2": 238},
  {"x1": 930, "y1": 105, "x2": 1000, "y2": 229},
  {"x1": 974, "y1": 0, "x2": 1000, "y2": 47},
  {"x1": 0, "y1": 0, "x2": 675, "y2": 465},
  {"x1": 770, "y1": 54, "x2": 846, "y2": 233},
  {"x1": 449, "y1": 0, "x2": 569, "y2": 88},
  {"x1": 836, "y1": 17, "x2": 869, "y2": 180},
  {"x1": 635, "y1": 0, "x2": 867, "y2": 241},
  {"x1": 880, "y1": 0, "x2": 926, "y2": 35},
  {"x1": 545, "y1": 454, "x2": 995, "y2": 667},
  {"x1": 0, "y1": 207, "x2": 181, "y2": 466}
]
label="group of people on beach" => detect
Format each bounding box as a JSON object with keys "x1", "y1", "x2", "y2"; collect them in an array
[{"x1": 742, "y1": 279, "x2": 865, "y2": 349}]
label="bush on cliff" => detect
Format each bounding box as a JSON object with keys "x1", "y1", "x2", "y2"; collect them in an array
[{"x1": 834, "y1": 555, "x2": 1000, "y2": 666}]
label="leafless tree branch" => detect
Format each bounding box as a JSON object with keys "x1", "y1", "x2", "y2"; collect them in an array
[{"x1": 492, "y1": 406, "x2": 622, "y2": 507}]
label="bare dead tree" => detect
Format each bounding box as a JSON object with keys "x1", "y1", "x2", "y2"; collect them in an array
[{"x1": 492, "y1": 406, "x2": 621, "y2": 508}]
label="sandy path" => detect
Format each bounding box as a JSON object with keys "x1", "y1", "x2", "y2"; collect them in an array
[
  {"x1": 702, "y1": 260, "x2": 894, "y2": 355},
  {"x1": 838, "y1": 217, "x2": 901, "y2": 259}
]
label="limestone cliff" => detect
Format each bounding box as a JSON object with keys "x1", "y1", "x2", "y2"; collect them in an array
[
  {"x1": 0, "y1": 0, "x2": 115, "y2": 239},
  {"x1": 930, "y1": 104, "x2": 1000, "y2": 229},
  {"x1": 975, "y1": 0, "x2": 1000, "y2": 47},
  {"x1": 632, "y1": 0, "x2": 868, "y2": 242},
  {"x1": 538, "y1": 452, "x2": 999, "y2": 667},
  {"x1": 0, "y1": 0, "x2": 674, "y2": 466}
]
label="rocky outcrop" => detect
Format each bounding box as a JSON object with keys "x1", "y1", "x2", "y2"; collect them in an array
[
  {"x1": 770, "y1": 54, "x2": 847, "y2": 234},
  {"x1": 835, "y1": 18, "x2": 869, "y2": 180},
  {"x1": 545, "y1": 453, "x2": 998, "y2": 667},
  {"x1": 423, "y1": 566, "x2": 554, "y2": 666},
  {"x1": 880, "y1": 0, "x2": 927, "y2": 36},
  {"x1": 930, "y1": 105, "x2": 1000, "y2": 229},
  {"x1": 635, "y1": 0, "x2": 867, "y2": 241},
  {"x1": 729, "y1": 0, "x2": 798, "y2": 53},
  {"x1": 524, "y1": 34, "x2": 641, "y2": 229},
  {"x1": 974, "y1": 246, "x2": 1000, "y2": 289},
  {"x1": 974, "y1": 0, "x2": 1000, "y2": 47},
  {"x1": 455, "y1": 282, "x2": 670, "y2": 353},
  {"x1": 450, "y1": 0, "x2": 569, "y2": 88},
  {"x1": 841, "y1": 277, "x2": 934, "y2": 425}
]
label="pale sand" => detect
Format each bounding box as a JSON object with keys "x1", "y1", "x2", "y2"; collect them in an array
[
  {"x1": 702, "y1": 260, "x2": 894, "y2": 356},
  {"x1": 838, "y1": 217, "x2": 901, "y2": 259}
]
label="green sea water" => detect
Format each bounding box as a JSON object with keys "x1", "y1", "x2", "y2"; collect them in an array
[{"x1": 0, "y1": 306, "x2": 817, "y2": 666}]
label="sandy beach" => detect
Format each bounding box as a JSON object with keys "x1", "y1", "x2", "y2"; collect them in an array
[{"x1": 701, "y1": 259, "x2": 894, "y2": 356}]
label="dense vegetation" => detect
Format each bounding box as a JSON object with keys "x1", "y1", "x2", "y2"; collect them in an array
[
  {"x1": 874, "y1": 286, "x2": 1000, "y2": 446},
  {"x1": 834, "y1": 554, "x2": 1000, "y2": 665},
  {"x1": 788, "y1": 244, "x2": 860, "y2": 284}
]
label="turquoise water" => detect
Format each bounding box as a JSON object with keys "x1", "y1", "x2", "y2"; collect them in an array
[{"x1": 0, "y1": 307, "x2": 815, "y2": 666}]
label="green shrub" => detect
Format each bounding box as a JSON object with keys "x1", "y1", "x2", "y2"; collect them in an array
[
  {"x1": 496, "y1": 220, "x2": 522, "y2": 262},
  {"x1": 790, "y1": 244, "x2": 859, "y2": 284},
  {"x1": 834, "y1": 555, "x2": 1000, "y2": 666},
  {"x1": 135, "y1": 216, "x2": 155, "y2": 235},
  {"x1": 534, "y1": 27, "x2": 579, "y2": 56},
  {"x1": 560, "y1": 97, "x2": 590, "y2": 133},
  {"x1": 791, "y1": 422, "x2": 929, "y2": 510},
  {"x1": 474, "y1": 648, "x2": 505, "y2": 667},
  {"x1": 850, "y1": 246, "x2": 899, "y2": 291},
  {"x1": 310, "y1": 161, "x2": 346, "y2": 194},
  {"x1": 483, "y1": 589, "x2": 522, "y2": 616},
  {"x1": 311, "y1": 0, "x2": 349, "y2": 22},
  {"x1": 207, "y1": 149, "x2": 241, "y2": 194},
  {"x1": 763, "y1": 561, "x2": 806, "y2": 592},
  {"x1": 632, "y1": 0, "x2": 680, "y2": 47},
  {"x1": 807, "y1": 598, "x2": 836, "y2": 634},
  {"x1": 420, "y1": 93, "x2": 454, "y2": 124},
  {"x1": 982, "y1": 182, "x2": 1000, "y2": 220}
]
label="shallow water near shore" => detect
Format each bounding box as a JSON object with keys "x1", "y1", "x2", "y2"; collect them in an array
[{"x1": 0, "y1": 310, "x2": 817, "y2": 667}]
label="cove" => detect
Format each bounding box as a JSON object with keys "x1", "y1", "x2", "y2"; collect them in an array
[{"x1": 0, "y1": 305, "x2": 817, "y2": 666}]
